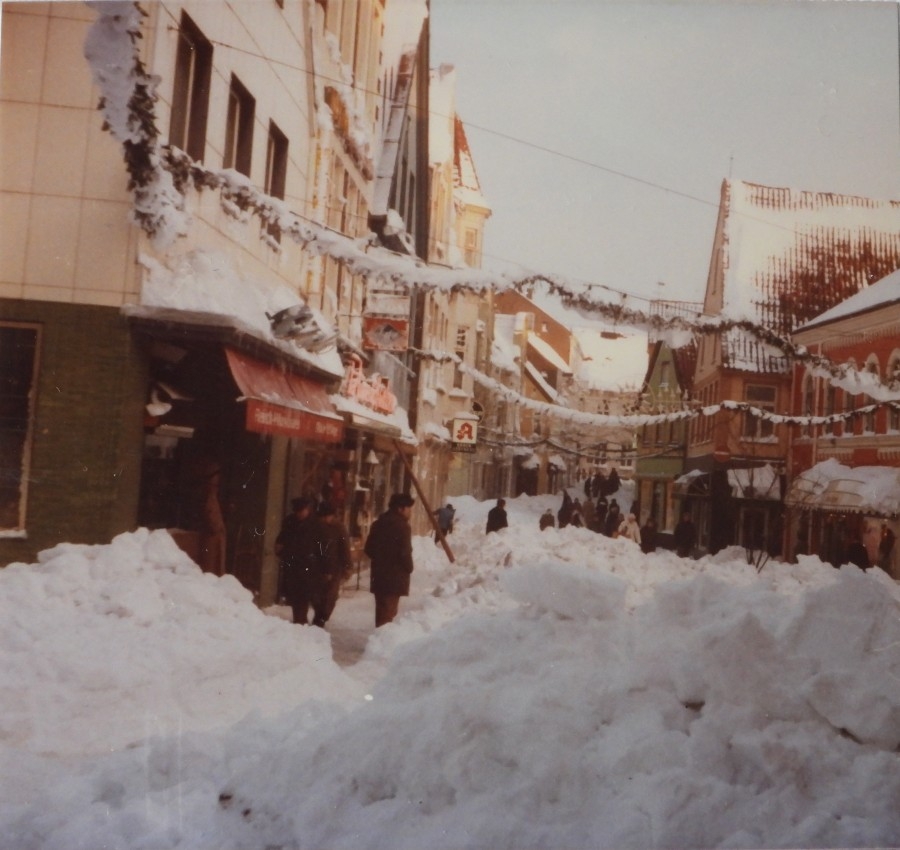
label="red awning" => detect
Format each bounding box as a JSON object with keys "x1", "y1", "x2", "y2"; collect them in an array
[{"x1": 225, "y1": 347, "x2": 344, "y2": 443}]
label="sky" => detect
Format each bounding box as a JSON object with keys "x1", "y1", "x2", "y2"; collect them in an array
[
  {"x1": 2, "y1": 488, "x2": 900, "y2": 849},
  {"x1": 429, "y1": 0, "x2": 900, "y2": 307}
]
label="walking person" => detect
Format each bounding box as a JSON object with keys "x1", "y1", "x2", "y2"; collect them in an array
[
  {"x1": 312, "y1": 501, "x2": 353, "y2": 627},
  {"x1": 364, "y1": 493, "x2": 415, "y2": 627},
  {"x1": 604, "y1": 499, "x2": 621, "y2": 537},
  {"x1": 673, "y1": 510, "x2": 697, "y2": 558},
  {"x1": 276, "y1": 496, "x2": 322, "y2": 625},
  {"x1": 434, "y1": 503, "x2": 456, "y2": 545},
  {"x1": 486, "y1": 498, "x2": 509, "y2": 534},
  {"x1": 557, "y1": 491, "x2": 573, "y2": 529}
]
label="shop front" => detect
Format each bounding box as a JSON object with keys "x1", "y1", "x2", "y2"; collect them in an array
[
  {"x1": 785, "y1": 460, "x2": 899, "y2": 577},
  {"x1": 129, "y1": 314, "x2": 344, "y2": 603}
]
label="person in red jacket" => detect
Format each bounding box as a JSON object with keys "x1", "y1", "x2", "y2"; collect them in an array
[{"x1": 364, "y1": 493, "x2": 415, "y2": 627}]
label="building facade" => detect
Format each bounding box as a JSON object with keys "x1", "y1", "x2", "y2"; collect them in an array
[{"x1": 785, "y1": 269, "x2": 900, "y2": 578}]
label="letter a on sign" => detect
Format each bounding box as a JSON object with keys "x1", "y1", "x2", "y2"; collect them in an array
[{"x1": 452, "y1": 417, "x2": 477, "y2": 452}]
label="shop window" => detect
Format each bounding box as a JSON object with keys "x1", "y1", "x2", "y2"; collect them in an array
[
  {"x1": 743, "y1": 384, "x2": 776, "y2": 439},
  {"x1": 170, "y1": 12, "x2": 212, "y2": 162},
  {"x1": 0, "y1": 324, "x2": 40, "y2": 534},
  {"x1": 224, "y1": 74, "x2": 255, "y2": 176}
]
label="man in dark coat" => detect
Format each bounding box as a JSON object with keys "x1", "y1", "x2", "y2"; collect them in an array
[
  {"x1": 276, "y1": 497, "x2": 323, "y2": 625},
  {"x1": 364, "y1": 492, "x2": 415, "y2": 627},
  {"x1": 312, "y1": 501, "x2": 353, "y2": 627},
  {"x1": 486, "y1": 498, "x2": 509, "y2": 534},
  {"x1": 673, "y1": 511, "x2": 697, "y2": 558}
]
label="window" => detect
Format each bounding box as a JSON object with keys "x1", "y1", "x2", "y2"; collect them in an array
[
  {"x1": 823, "y1": 382, "x2": 836, "y2": 435},
  {"x1": 224, "y1": 75, "x2": 255, "y2": 176},
  {"x1": 743, "y1": 384, "x2": 776, "y2": 439},
  {"x1": 889, "y1": 354, "x2": 900, "y2": 432},
  {"x1": 454, "y1": 327, "x2": 468, "y2": 389},
  {"x1": 464, "y1": 228, "x2": 478, "y2": 266},
  {"x1": 170, "y1": 13, "x2": 212, "y2": 162},
  {"x1": 863, "y1": 358, "x2": 880, "y2": 433},
  {"x1": 0, "y1": 324, "x2": 40, "y2": 533},
  {"x1": 802, "y1": 373, "x2": 815, "y2": 437},
  {"x1": 264, "y1": 121, "x2": 288, "y2": 242}
]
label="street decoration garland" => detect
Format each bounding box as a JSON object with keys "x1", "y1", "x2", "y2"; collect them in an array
[
  {"x1": 84, "y1": 2, "x2": 900, "y2": 422},
  {"x1": 413, "y1": 349, "x2": 900, "y2": 432}
]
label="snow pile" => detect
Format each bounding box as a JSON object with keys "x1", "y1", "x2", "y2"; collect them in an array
[
  {"x1": 1, "y1": 494, "x2": 899, "y2": 848},
  {"x1": 0, "y1": 529, "x2": 362, "y2": 758}
]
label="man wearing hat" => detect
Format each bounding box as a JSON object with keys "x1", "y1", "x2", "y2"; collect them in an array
[{"x1": 364, "y1": 492, "x2": 415, "y2": 626}]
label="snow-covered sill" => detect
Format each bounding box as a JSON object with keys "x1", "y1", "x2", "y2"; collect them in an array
[{"x1": 0, "y1": 529, "x2": 27, "y2": 539}]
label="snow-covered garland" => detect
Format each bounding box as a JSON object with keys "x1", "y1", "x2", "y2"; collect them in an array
[
  {"x1": 413, "y1": 349, "x2": 900, "y2": 431},
  {"x1": 85, "y1": 2, "x2": 900, "y2": 406}
]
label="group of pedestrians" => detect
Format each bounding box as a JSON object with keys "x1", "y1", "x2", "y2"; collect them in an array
[
  {"x1": 277, "y1": 491, "x2": 417, "y2": 630},
  {"x1": 539, "y1": 489, "x2": 700, "y2": 560}
]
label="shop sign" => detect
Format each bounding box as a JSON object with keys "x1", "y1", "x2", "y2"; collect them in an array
[
  {"x1": 246, "y1": 399, "x2": 344, "y2": 443},
  {"x1": 341, "y1": 354, "x2": 397, "y2": 415},
  {"x1": 451, "y1": 417, "x2": 478, "y2": 453},
  {"x1": 362, "y1": 316, "x2": 409, "y2": 351},
  {"x1": 363, "y1": 291, "x2": 411, "y2": 351}
]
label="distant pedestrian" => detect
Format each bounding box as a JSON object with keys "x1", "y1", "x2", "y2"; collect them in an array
[
  {"x1": 434, "y1": 503, "x2": 456, "y2": 545},
  {"x1": 640, "y1": 516, "x2": 658, "y2": 553},
  {"x1": 539, "y1": 509, "x2": 555, "y2": 530},
  {"x1": 593, "y1": 496, "x2": 608, "y2": 533},
  {"x1": 364, "y1": 493, "x2": 415, "y2": 627},
  {"x1": 486, "y1": 498, "x2": 509, "y2": 534},
  {"x1": 844, "y1": 530, "x2": 870, "y2": 570},
  {"x1": 557, "y1": 491, "x2": 573, "y2": 528},
  {"x1": 570, "y1": 499, "x2": 584, "y2": 528},
  {"x1": 617, "y1": 513, "x2": 642, "y2": 545},
  {"x1": 604, "y1": 500, "x2": 621, "y2": 537},
  {"x1": 582, "y1": 497, "x2": 596, "y2": 531},
  {"x1": 673, "y1": 511, "x2": 697, "y2": 558}
]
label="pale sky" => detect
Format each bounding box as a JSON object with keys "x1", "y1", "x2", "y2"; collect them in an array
[{"x1": 429, "y1": 0, "x2": 900, "y2": 308}]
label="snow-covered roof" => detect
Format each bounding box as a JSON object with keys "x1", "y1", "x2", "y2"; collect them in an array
[
  {"x1": 429, "y1": 64, "x2": 455, "y2": 165},
  {"x1": 134, "y1": 250, "x2": 344, "y2": 379},
  {"x1": 453, "y1": 116, "x2": 489, "y2": 209},
  {"x1": 491, "y1": 314, "x2": 519, "y2": 373},
  {"x1": 797, "y1": 267, "x2": 900, "y2": 333},
  {"x1": 525, "y1": 361, "x2": 560, "y2": 403},
  {"x1": 527, "y1": 332, "x2": 571, "y2": 374},
  {"x1": 574, "y1": 327, "x2": 648, "y2": 391},
  {"x1": 714, "y1": 179, "x2": 900, "y2": 372},
  {"x1": 786, "y1": 458, "x2": 900, "y2": 517}
]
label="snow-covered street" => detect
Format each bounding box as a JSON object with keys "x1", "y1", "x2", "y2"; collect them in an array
[{"x1": 1, "y1": 492, "x2": 899, "y2": 849}]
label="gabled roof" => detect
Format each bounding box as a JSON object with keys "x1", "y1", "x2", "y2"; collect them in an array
[
  {"x1": 453, "y1": 116, "x2": 489, "y2": 208},
  {"x1": 709, "y1": 179, "x2": 900, "y2": 373}
]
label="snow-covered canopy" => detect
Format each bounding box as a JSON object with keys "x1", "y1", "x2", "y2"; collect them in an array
[{"x1": 786, "y1": 458, "x2": 900, "y2": 517}]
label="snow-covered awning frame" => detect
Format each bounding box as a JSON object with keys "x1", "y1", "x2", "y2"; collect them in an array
[{"x1": 84, "y1": 2, "x2": 900, "y2": 422}]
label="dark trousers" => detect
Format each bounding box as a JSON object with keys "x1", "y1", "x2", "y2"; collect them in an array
[
  {"x1": 312, "y1": 576, "x2": 342, "y2": 627},
  {"x1": 375, "y1": 593, "x2": 400, "y2": 627}
]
